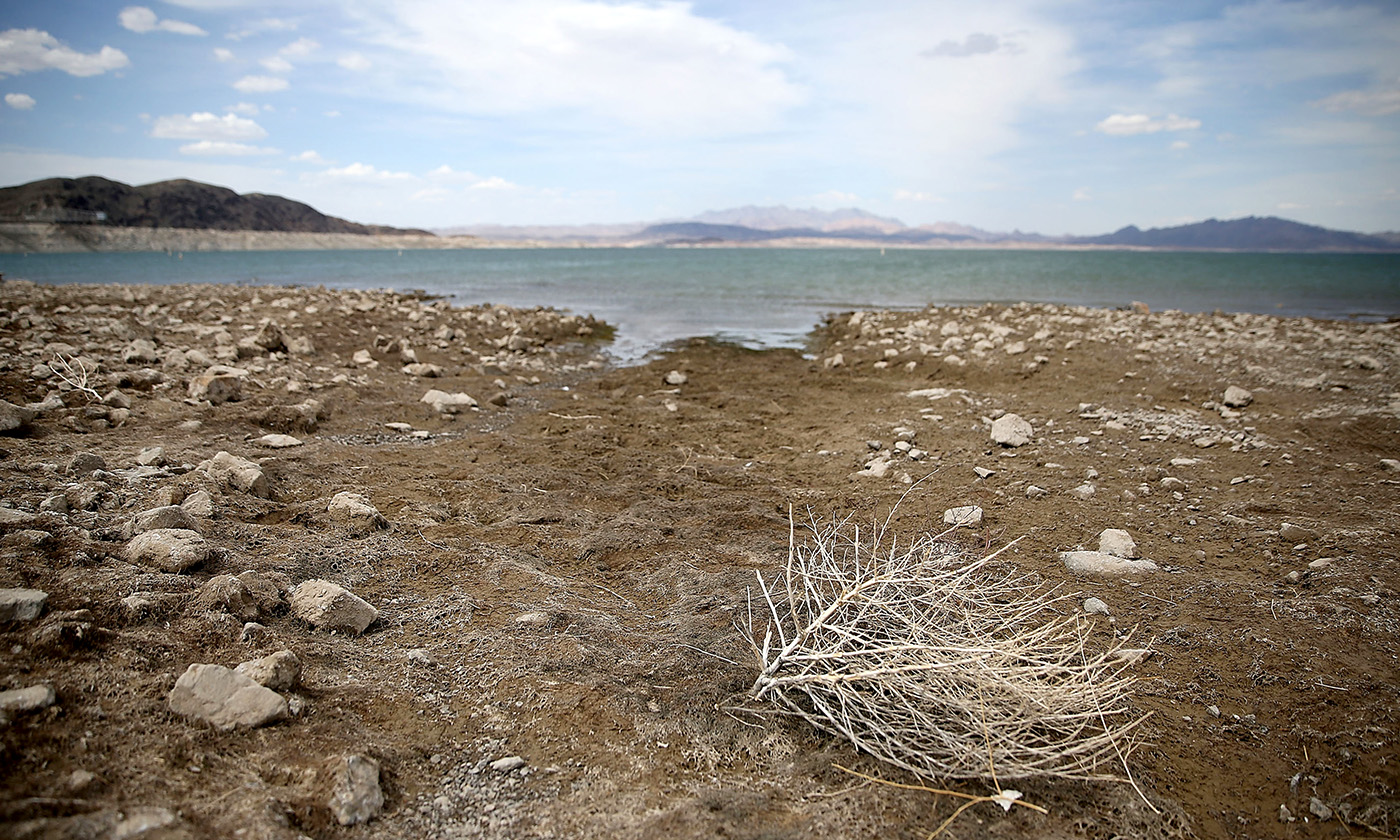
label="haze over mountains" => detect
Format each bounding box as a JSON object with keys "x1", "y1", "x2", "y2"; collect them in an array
[{"x1": 2, "y1": 177, "x2": 1397, "y2": 252}]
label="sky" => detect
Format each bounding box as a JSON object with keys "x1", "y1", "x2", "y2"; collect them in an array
[{"x1": 0, "y1": 0, "x2": 1397, "y2": 235}]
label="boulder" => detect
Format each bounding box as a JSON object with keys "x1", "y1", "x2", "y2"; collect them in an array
[
  {"x1": 167, "y1": 663, "x2": 287, "y2": 731},
  {"x1": 0, "y1": 588, "x2": 48, "y2": 622},
  {"x1": 290, "y1": 580, "x2": 377, "y2": 635},
  {"x1": 989, "y1": 413, "x2": 1033, "y2": 447},
  {"x1": 257, "y1": 399, "x2": 325, "y2": 433},
  {"x1": 420, "y1": 389, "x2": 477, "y2": 414},
  {"x1": 235, "y1": 649, "x2": 301, "y2": 691},
  {"x1": 326, "y1": 754, "x2": 384, "y2": 826},
  {"x1": 201, "y1": 451, "x2": 269, "y2": 498},
  {"x1": 181, "y1": 490, "x2": 215, "y2": 518},
  {"x1": 194, "y1": 574, "x2": 259, "y2": 621},
  {"x1": 0, "y1": 399, "x2": 35, "y2": 434},
  {"x1": 1222, "y1": 386, "x2": 1254, "y2": 408},
  {"x1": 1061, "y1": 550, "x2": 1158, "y2": 575},
  {"x1": 188, "y1": 365, "x2": 248, "y2": 405},
  {"x1": 237, "y1": 570, "x2": 286, "y2": 616},
  {"x1": 328, "y1": 492, "x2": 389, "y2": 536},
  {"x1": 129, "y1": 505, "x2": 199, "y2": 537},
  {"x1": 123, "y1": 338, "x2": 160, "y2": 364},
  {"x1": 124, "y1": 529, "x2": 212, "y2": 573},
  {"x1": 1097, "y1": 528, "x2": 1140, "y2": 559}
]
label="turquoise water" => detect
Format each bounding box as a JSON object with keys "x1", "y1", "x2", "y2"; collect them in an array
[{"x1": 3, "y1": 248, "x2": 1397, "y2": 359}]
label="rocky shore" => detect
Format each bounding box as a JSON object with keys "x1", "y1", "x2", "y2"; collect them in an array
[{"x1": 1, "y1": 281, "x2": 1396, "y2": 839}]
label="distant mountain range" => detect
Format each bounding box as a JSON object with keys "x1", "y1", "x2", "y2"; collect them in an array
[
  {"x1": 0, "y1": 176, "x2": 429, "y2": 236},
  {"x1": 2, "y1": 177, "x2": 1395, "y2": 251}
]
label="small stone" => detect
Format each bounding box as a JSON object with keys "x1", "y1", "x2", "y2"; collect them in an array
[
  {"x1": 0, "y1": 684, "x2": 56, "y2": 714},
  {"x1": 942, "y1": 505, "x2": 984, "y2": 527},
  {"x1": 421, "y1": 389, "x2": 477, "y2": 414},
  {"x1": 1284, "y1": 570, "x2": 1303, "y2": 584},
  {"x1": 112, "y1": 807, "x2": 180, "y2": 839},
  {"x1": 1222, "y1": 386, "x2": 1253, "y2": 408},
  {"x1": 66, "y1": 769, "x2": 97, "y2": 792},
  {"x1": 1381, "y1": 458, "x2": 1400, "y2": 472},
  {"x1": 1309, "y1": 797, "x2": 1332, "y2": 821},
  {"x1": 406, "y1": 648, "x2": 435, "y2": 665},
  {"x1": 403, "y1": 363, "x2": 444, "y2": 377},
  {"x1": 989, "y1": 413, "x2": 1033, "y2": 447},
  {"x1": 327, "y1": 754, "x2": 384, "y2": 826},
  {"x1": 1308, "y1": 557, "x2": 1335, "y2": 570},
  {"x1": 1193, "y1": 437, "x2": 1217, "y2": 448},
  {"x1": 1279, "y1": 522, "x2": 1317, "y2": 542},
  {"x1": 1159, "y1": 477, "x2": 1187, "y2": 491},
  {"x1": 201, "y1": 451, "x2": 269, "y2": 498},
  {"x1": 328, "y1": 492, "x2": 389, "y2": 536},
  {"x1": 136, "y1": 446, "x2": 166, "y2": 466},
  {"x1": 488, "y1": 391, "x2": 509, "y2": 407},
  {"x1": 1278, "y1": 803, "x2": 1293, "y2": 823},
  {"x1": 255, "y1": 433, "x2": 303, "y2": 448},
  {"x1": 1083, "y1": 597, "x2": 1110, "y2": 615},
  {"x1": 1066, "y1": 483, "x2": 1096, "y2": 500},
  {"x1": 352, "y1": 349, "x2": 375, "y2": 366},
  {"x1": 490, "y1": 755, "x2": 526, "y2": 772},
  {"x1": 181, "y1": 489, "x2": 215, "y2": 518},
  {"x1": 1207, "y1": 705, "x2": 1221, "y2": 717},
  {"x1": 1061, "y1": 551, "x2": 1158, "y2": 575},
  {"x1": 102, "y1": 389, "x2": 131, "y2": 409},
  {"x1": 290, "y1": 580, "x2": 378, "y2": 635},
  {"x1": 188, "y1": 364, "x2": 248, "y2": 405},
  {"x1": 1097, "y1": 528, "x2": 1140, "y2": 559},
  {"x1": 67, "y1": 451, "x2": 107, "y2": 476},
  {"x1": 129, "y1": 505, "x2": 199, "y2": 537},
  {"x1": 663, "y1": 370, "x2": 688, "y2": 386},
  {"x1": 235, "y1": 649, "x2": 301, "y2": 691},
  {"x1": 973, "y1": 466, "x2": 995, "y2": 479},
  {"x1": 1025, "y1": 485, "x2": 1049, "y2": 499},
  {"x1": 0, "y1": 588, "x2": 48, "y2": 622},
  {"x1": 241, "y1": 622, "x2": 268, "y2": 643},
  {"x1": 168, "y1": 663, "x2": 287, "y2": 731},
  {"x1": 124, "y1": 529, "x2": 212, "y2": 573},
  {"x1": 194, "y1": 574, "x2": 259, "y2": 620}
]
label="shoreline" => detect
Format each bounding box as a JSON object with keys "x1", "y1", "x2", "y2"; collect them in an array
[{"x1": 1, "y1": 280, "x2": 1398, "y2": 839}]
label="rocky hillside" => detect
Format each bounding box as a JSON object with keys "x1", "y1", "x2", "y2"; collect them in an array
[{"x1": 0, "y1": 177, "x2": 431, "y2": 236}]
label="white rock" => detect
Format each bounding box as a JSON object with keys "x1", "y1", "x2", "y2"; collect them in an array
[
  {"x1": 973, "y1": 466, "x2": 995, "y2": 479},
  {"x1": 129, "y1": 505, "x2": 198, "y2": 536},
  {"x1": 194, "y1": 574, "x2": 259, "y2": 620},
  {"x1": 0, "y1": 399, "x2": 35, "y2": 434},
  {"x1": 420, "y1": 389, "x2": 477, "y2": 414},
  {"x1": 124, "y1": 528, "x2": 212, "y2": 573},
  {"x1": 235, "y1": 649, "x2": 301, "y2": 691},
  {"x1": 255, "y1": 433, "x2": 303, "y2": 448},
  {"x1": 942, "y1": 505, "x2": 984, "y2": 527},
  {"x1": 352, "y1": 349, "x2": 375, "y2": 365},
  {"x1": 1066, "y1": 483, "x2": 1096, "y2": 500},
  {"x1": 290, "y1": 580, "x2": 378, "y2": 635},
  {"x1": 0, "y1": 588, "x2": 48, "y2": 621},
  {"x1": 1222, "y1": 386, "x2": 1254, "y2": 408},
  {"x1": 188, "y1": 364, "x2": 248, "y2": 405},
  {"x1": 1097, "y1": 528, "x2": 1140, "y2": 559},
  {"x1": 1381, "y1": 458, "x2": 1400, "y2": 472},
  {"x1": 181, "y1": 489, "x2": 215, "y2": 518},
  {"x1": 989, "y1": 413, "x2": 1033, "y2": 447},
  {"x1": 663, "y1": 370, "x2": 688, "y2": 386},
  {"x1": 328, "y1": 492, "x2": 389, "y2": 536},
  {"x1": 1279, "y1": 522, "x2": 1317, "y2": 542},
  {"x1": 0, "y1": 684, "x2": 56, "y2": 714},
  {"x1": 112, "y1": 807, "x2": 180, "y2": 840},
  {"x1": 327, "y1": 754, "x2": 384, "y2": 826},
  {"x1": 1025, "y1": 485, "x2": 1049, "y2": 499},
  {"x1": 1083, "y1": 597, "x2": 1110, "y2": 615},
  {"x1": 167, "y1": 664, "x2": 287, "y2": 731},
  {"x1": 0, "y1": 508, "x2": 37, "y2": 527},
  {"x1": 201, "y1": 451, "x2": 269, "y2": 498},
  {"x1": 1061, "y1": 550, "x2": 1158, "y2": 575},
  {"x1": 403, "y1": 363, "x2": 444, "y2": 377},
  {"x1": 491, "y1": 755, "x2": 527, "y2": 772}
]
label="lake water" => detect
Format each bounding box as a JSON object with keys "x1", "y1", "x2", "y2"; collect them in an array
[{"x1": 4, "y1": 248, "x2": 1397, "y2": 360}]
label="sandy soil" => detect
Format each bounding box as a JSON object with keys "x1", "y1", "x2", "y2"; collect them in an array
[{"x1": 0, "y1": 280, "x2": 1397, "y2": 840}]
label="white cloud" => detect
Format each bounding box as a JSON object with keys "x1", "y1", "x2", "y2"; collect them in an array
[
  {"x1": 227, "y1": 18, "x2": 299, "y2": 41},
  {"x1": 411, "y1": 186, "x2": 452, "y2": 202},
  {"x1": 1170, "y1": 140, "x2": 1190, "y2": 150},
  {"x1": 1312, "y1": 86, "x2": 1400, "y2": 117},
  {"x1": 280, "y1": 37, "x2": 319, "y2": 59},
  {"x1": 151, "y1": 111, "x2": 268, "y2": 141},
  {"x1": 0, "y1": 29, "x2": 129, "y2": 77},
  {"x1": 226, "y1": 102, "x2": 261, "y2": 116},
  {"x1": 924, "y1": 32, "x2": 1015, "y2": 58},
  {"x1": 291, "y1": 150, "x2": 329, "y2": 164},
  {"x1": 1072, "y1": 187, "x2": 1092, "y2": 201},
  {"x1": 352, "y1": 0, "x2": 804, "y2": 134},
  {"x1": 233, "y1": 75, "x2": 289, "y2": 93},
  {"x1": 119, "y1": 6, "x2": 207, "y2": 36},
  {"x1": 319, "y1": 162, "x2": 415, "y2": 182},
  {"x1": 893, "y1": 189, "x2": 942, "y2": 202},
  {"x1": 810, "y1": 190, "x2": 859, "y2": 204},
  {"x1": 338, "y1": 52, "x2": 372, "y2": 72},
  {"x1": 213, "y1": 47, "x2": 234, "y2": 61},
  {"x1": 471, "y1": 176, "x2": 517, "y2": 190},
  {"x1": 260, "y1": 56, "x2": 293, "y2": 73},
  {"x1": 5, "y1": 92, "x2": 35, "y2": 110},
  {"x1": 1094, "y1": 113, "x2": 1201, "y2": 136},
  {"x1": 179, "y1": 140, "x2": 279, "y2": 156},
  {"x1": 428, "y1": 164, "x2": 482, "y2": 182}
]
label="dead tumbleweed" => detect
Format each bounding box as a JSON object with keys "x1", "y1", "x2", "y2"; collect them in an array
[{"x1": 744, "y1": 506, "x2": 1149, "y2": 787}]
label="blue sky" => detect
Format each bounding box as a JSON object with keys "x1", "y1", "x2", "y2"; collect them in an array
[{"x1": 0, "y1": 0, "x2": 1397, "y2": 234}]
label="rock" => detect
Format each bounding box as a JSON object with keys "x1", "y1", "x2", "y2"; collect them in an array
[
  {"x1": 235, "y1": 649, "x2": 301, "y2": 691},
  {"x1": 124, "y1": 529, "x2": 212, "y2": 573},
  {"x1": 663, "y1": 370, "x2": 688, "y2": 386},
  {"x1": 0, "y1": 684, "x2": 56, "y2": 715},
  {"x1": 112, "y1": 806, "x2": 184, "y2": 839},
  {"x1": 181, "y1": 489, "x2": 215, "y2": 518},
  {"x1": 973, "y1": 466, "x2": 995, "y2": 479},
  {"x1": 1222, "y1": 386, "x2": 1253, "y2": 408},
  {"x1": 1308, "y1": 557, "x2": 1335, "y2": 570},
  {"x1": 823, "y1": 353, "x2": 844, "y2": 368},
  {"x1": 1066, "y1": 483, "x2": 1096, "y2": 500},
  {"x1": 1278, "y1": 803, "x2": 1293, "y2": 823},
  {"x1": 1097, "y1": 528, "x2": 1140, "y2": 559},
  {"x1": 1025, "y1": 485, "x2": 1049, "y2": 499},
  {"x1": 129, "y1": 505, "x2": 199, "y2": 537},
  {"x1": 237, "y1": 570, "x2": 286, "y2": 615},
  {"x1": 241, "y1": 622, "x2": 268, "y2": 643},
  {"x1": 421, "y1": 389, "x2": 478, "y2": 414},
  {"x1": 136, "y1": 446, "x2": 166, "y2": 466},
  {"x1": 942, "y1": 505, "x2": 984, "y2": 527},
  {"x1": 1279, "y1": 522, "x2": 1317, "y2": 542},
  {"x1": 327, "y1": 754, "x2": 384, "y2": 826},
  {"x1": 328, "y1": 492, "x2": 389, "y2": 536},
  {"x1": 1159, "y1": 477, "x2": 1187, "y2": 491},
  {"x1": 1309, "y1": 797, "x2": 1332, "y2": 821},
  {"x1": 1382, "y1": 458, "x2": 1400, "y2": 472},
  {"x1": 255, "y1": 433, "x2": 303, "y2": 448},
  {"x1": 249, "y1": 320, "x2": 286, "y2": 353},
  {"x1": 488, "y1": 391, "x2": 509, "y2": 407},
  {"x1": 201, "y1": 451, "x2": 269, "y2": 497},
  {"x1": 1061, "y1": 550, "x2": 1159, "y2": 575},
  {"x1": 101, "y1": 389, "x2": 130, "y2": 409},
  {"x1": 123, "y1": 338, "x2": 160, "y2": 364},
  {"x1": 67, "y1": 451, "x2": 107, "y2": 475},
  {"x1": 0, "y1": 399, "x2": 35, "y2": 434},
  {"x1": 352, "y1": 349, "x2": 375, "y2": 366},
  {"x1": 1083, "y1": 597, "x2": 1110, "y2": 615},
  {"x1": 491, "y1": 755, "x2": 527, "y2": 772},
  {"x1": 403, "y1": 363, "x2": 444, "y2": 377},
  {"x1": 989, "y1": 413, "x2": 1033, "y2": 447},
  {"x1": 0, "y1": 508, "x2": 37, "y2": 528},
  {"x1": 194, "y1": 574, "x2": 260, "y2": 621},
  {"x1": 258, "y1": 399, "x2": 325, "y2": 433},
  {"x1": 188, "y1": 365, "x2": 248, "y2": 405},
  {"x1": 168, "y1": 663, "x2": 287, "y2": 731},
  {"x1": 290, "y1": 580, "x2": 378, "y2": 635},
  {"x1": 0, "y1": 588, "x2": 48, "y2": 621}
]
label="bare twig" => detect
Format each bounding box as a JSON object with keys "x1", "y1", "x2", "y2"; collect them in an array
[{"x1": 50, "y1": 353, "x2": 101, "y2": 402}]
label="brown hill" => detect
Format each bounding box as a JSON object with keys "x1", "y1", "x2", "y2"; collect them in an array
[{"x1": 0, "y1": 176, "x2": 431, "y2": 236}]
